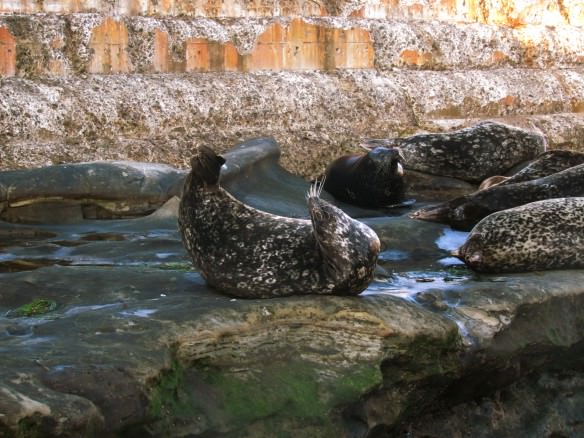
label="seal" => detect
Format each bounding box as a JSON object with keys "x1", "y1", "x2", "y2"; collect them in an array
[
  {"x1": 478, "y1": 149, "x2": 584, "y2": 190},
  {"x1": 452, "y1": 197, "x2": 584, "y2": 273},
  {"x1": 362, "y1": 121, "x2": 546, "y2": 183},
  {"x1": 411, "y1": 162, "x2": 584, "y2": 231},
  {"x1": 178, "y1": 145, "x2": 381, "y2": 298},
  {"x1": 322, "y1": 146, "x2": 406, "y2": 208}
]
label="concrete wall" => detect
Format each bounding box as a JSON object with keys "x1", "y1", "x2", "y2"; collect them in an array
[{"x1": 0, "y1": 1, "x2": 583, "y2": 175}]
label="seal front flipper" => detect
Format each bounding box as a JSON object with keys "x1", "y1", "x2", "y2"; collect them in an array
[{"x1": 307, "y1": 182, "x2": 380, "y2": 295}]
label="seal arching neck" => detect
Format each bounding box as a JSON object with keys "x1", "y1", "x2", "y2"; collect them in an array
[{"x1": 186, "y1": 145, "x2": 226, "y2": 190}]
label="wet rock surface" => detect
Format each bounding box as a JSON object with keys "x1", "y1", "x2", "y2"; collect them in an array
[{"x1": 1, "y1": 141, "x2": 583, "y2": 437}]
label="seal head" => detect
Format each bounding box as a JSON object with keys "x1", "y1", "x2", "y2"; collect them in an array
[
  {"x1": 322, "y1": 146, "x2": 405, "y2": 208},
  {"x1": 453, "y1": 197, "x2": 584, "y2": 273},
  {"x1": 178, "y1": 145, "x2": 380, "y2": 298},
  {"x1": 412, "y1": 162, "x2": 584, "y2": 231}
]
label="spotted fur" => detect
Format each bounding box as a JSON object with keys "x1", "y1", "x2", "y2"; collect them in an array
[
  {"x1": 488, "y1": 149, "x2": 584, "y2": 187},
  {"x1": 178, "y1": 146, "x2": 380, "y2": 298},
  {"x1": 412, "y1": 162, "x2": 584, "y2": 231},
  {"x1": 366, "y1": 121, "x2": 545, "y2": 183},
  {"x1": 454, "y1": 197, "x2": 584, "y2": 273}
]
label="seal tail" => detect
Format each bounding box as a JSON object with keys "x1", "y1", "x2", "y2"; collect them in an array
[{"x1": 187, "y1": 145, "x2": 226, "y2": 189}]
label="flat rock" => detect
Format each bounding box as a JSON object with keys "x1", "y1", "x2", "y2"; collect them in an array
[{"x1": 1, "y1": 141, "x2": 584, "y2": 437}]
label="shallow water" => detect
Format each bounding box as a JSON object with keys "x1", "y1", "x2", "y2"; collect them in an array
[{"x1": 2, "y1": 145, "x2": 584, "y2": 353}]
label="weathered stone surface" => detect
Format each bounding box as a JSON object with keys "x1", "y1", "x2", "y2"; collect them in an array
[
  {"x1": 0, "y1": 14, "x2": 583, "y2": 179},
  {"x1": 0, "y1": 26, "x2": 15, "y2": 76},
  {"x1": 1, "y1": 15, "x2": 584, "y2": 77},
  {"x1": 0, "y1": 0, "x2": 583, "y2": 25},
  {"x1": 0, "y1": 0, "x2": 583, "y2": 435},
  {"x1": 0, "y1": 161, "x2": 186, "y2": 222},
  {"x1": 1, "y1": 71, "x2": 583, "y2": 178},
  {"x1": 1, "y1": 149, "x2": 584, "y2": 437}
]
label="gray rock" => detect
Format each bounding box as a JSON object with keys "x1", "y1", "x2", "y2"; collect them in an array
[{"x1": 0, "y1": 145, "x2": 583, "y2": 437}]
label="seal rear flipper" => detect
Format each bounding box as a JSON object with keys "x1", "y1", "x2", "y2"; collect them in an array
[{"x1": 187, "y1": 145, "x2": 226, "y2": 189}]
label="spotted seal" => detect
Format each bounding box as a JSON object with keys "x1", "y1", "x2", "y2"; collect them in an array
[
  {"x1": 178, "y1": 145, "x2": 380, "y2": 298},
  {"x1": 478, "y1": 149, "x2": 584, "y2": 190},
  {"x1": 452, "y1": 197, "x2": 584, "y2": 273},
  {"x1": 363, "y1": 121, "x2": 546, "y2": 183},
  {"x1": 411, "y1": 162, "x2": 584, "y2": 231},
  {"x1": 322, "y1": 146, "x2": 406, "y2": 208}
]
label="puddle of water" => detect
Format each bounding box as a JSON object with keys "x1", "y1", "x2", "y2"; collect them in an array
[
  {"x1": 64, "y1": 303, "x2": 123, "y2": 317},
  {"x1": 119, "y1": 309, "x2": 158, "y2": 318},
  {"x1": 435, "y1": 229, "x2": 468, "y2": 252}
]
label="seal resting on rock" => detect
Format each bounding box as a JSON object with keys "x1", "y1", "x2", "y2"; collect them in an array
[
  {"x1": 478, "y1": 149, "x2": 584, "y2": 190},
  {"x1": 178, "y1": 145, "x2": 380, "y2": 298},
  {"x1": 362, "y1": 121, "x2": 545, "y2": 183},
  {"x1": 411, "y1": 162, "x2": 584, "y2": 231},
  {"x1": 322, "y1": 146, "x2": 406, "y2": 208},
  {"x1": 452, "y1": 197, "x2": 584, "y2": 273}
]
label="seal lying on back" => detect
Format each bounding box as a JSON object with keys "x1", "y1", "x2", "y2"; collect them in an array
[
  {"x1": 322, "y1": 146, "x2": 406, "y2": 208},
  {"x1": 411, "y1": 162, "x2": 584, "y2": 231},
  {"x1": 453, "y1": 197, "x2": 584, "y2": 273},
  {"x1": 363, "y1": 121, "x2": 545, "y2": 183},
  {"x1": 178, "y1": 145, "x2": 380, "y2": 298}
]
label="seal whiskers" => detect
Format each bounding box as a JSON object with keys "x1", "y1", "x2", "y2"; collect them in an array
[{"x1": 179, "y1": 146, "x2": 380, "y2": 298}]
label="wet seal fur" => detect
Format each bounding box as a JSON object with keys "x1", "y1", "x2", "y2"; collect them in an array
[
  {"x1": 453, "y1": 197, "x2": 584, "y2": 273},
  {"x1": 322, "y1": 146, "x2": 406, "y2": 208},
  {"x1": 411, "y1": 161, "x2": 584, "y2": 231},
  {"x1": 178, "y1": 145, "x2": 380, "y2": 298},
  {"x1": 364, "y1": 121, "x2": 545, "y2": 183}
]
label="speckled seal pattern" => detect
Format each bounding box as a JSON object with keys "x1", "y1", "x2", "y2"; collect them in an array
[
  {"x1": 378, "y1": 121, "x2": 546, "y2": 183},
  {"x1": 411, "y1": 162, "x2": 584, "y2": 231},
  {"x1": 495, "y1": 149, "x2": 584, "y2": 186},
  {"x1": 178, "y1": 145, "x2": 380, "y2": 298},
  {"x1": 322, "y1": 146, "x2": 405, "y2": 208},
  {"x1": 454, "y1": 197, "x2": 584, "y2": 274}
]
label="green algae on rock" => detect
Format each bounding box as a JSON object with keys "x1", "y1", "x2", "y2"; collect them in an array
[{"x1": 6, "y1": 298, "x2": 57, "y2": 317}]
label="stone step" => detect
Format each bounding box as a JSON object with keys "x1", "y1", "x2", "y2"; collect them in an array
[
  {"x1": 0, "y1": 71, "x2": 583, "y2": 176},
  {"x1": 1, "y1": 15, "x2": 584, "y2": 77},
  {"x1": 0, "y1": 0, "x2": 583, "y2": 26}
]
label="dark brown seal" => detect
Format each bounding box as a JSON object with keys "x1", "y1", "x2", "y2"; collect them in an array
[
  {"x1": 453, "y1": 197, "x2": 584, "y2": 273},
  {"x1": 363, "y1": 121, "x2": 546, "y2": 183},
  {"x1": 178, "y1": 145, "x2": 380, "y2": 298},
  {"x1": 322, "y1": 146, "x2": 406, "y2": 208},
  {"x1": 411, "y1": 158, "x2": 584, "y2": 231}
]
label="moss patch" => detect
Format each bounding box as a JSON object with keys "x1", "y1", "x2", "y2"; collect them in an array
[
  {"x1": 7, "y1": 298, "x2": 57, "y2": 317},
  {"x1": 17, "y1": 416, "x2": 44, "y2": 438},
  {"x1": 147, "y1": 358, "x2": 382, "y2": 436},
  {"x1": 202, "y1": 361, "x2": 382, "y2": 428},
  {"x1": 148, "y1": 359, "x2": 195, "y2": 419}
]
